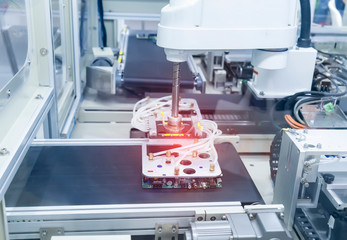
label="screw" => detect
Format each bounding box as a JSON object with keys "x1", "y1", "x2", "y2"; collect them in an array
[
  {"x1": 42, "y1": 231, "x2": 47, "y2": 236},
  {"x1": 0, "y1": 148, "x2": 9, "y2": 156},
  {"x1": 222, "y1": 215, "x2": 227, "y2": 220},
  {"x1": 174, "y1": 167, "x2": 179, "y2": 176},
  {"x1": 158, "y1": 226, "x2": 162, "y2": 233},
  {"x1": 280, "y1": 213, "x2": 284, "y2": 219},
  {"x1": 259, "y1": 91, "x2": 265, "y2": 96},
  {"x1": 7, "y1": 89, "x2": 11, "y2": 98},
  {"x1": 209, "y1": 163, "x2": 215, "y2": 172},
  {"x1": 249, "y1": 213, "x2": 255, "y2": 220},
  {"x1": 40, "y1": 48, "x2": 48, "y2": 56},
  {"x1": 197, "y1": 216, "x2": 203, "y2": 221},
  {"x1": 35, "y1": 94, "x2": 43, "y2": 100},
  {"x1": 148, "y1": 153, "x2": 154, "y2": 161},
  {"x1": 172, "y1": 226, "x2": 177, "y2": 233},
  {"x1": 210, "y1": 216, "x2": 216, "y2": 221}
]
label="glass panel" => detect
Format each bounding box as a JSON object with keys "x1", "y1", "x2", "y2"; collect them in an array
[
  {"x1": 78, "y1": 0, "x2": 94, "y2": 82},
  {"x1": 313, "y1": 0, "x2": 346, "y2": 26},
  {"x1": 0, "y1": 0, "x2": 28, "y2": 90},
  {"x1": 51, "y1": 0, "x2": 65, "y2": 97}
]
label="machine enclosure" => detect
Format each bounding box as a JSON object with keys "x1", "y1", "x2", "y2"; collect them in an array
[{"x1": 249, "y1": 48, "x2": 317, "y2": 98}]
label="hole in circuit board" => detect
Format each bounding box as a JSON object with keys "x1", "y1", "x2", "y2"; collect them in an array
[
  {"x1": 183, "y1": 168, "x2": 196, "y2": 175},
  {"x1": 199, "y1": 153, "x2": 210, "y2": 159},
  {"x1": 180, "y1": 160, "x2": 192, "y2": 166}
]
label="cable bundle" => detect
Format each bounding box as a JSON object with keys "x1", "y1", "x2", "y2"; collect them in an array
[
  {"x1": 131, "y1": 96, "x2": 172, "y2": 132},
  {"x1": 131, "y1": 96, "x2": 222, "y2": 168}
]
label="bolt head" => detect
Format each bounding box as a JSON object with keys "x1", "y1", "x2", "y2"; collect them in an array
[
  {"x1": 0, "y1": 148, "x2": 9, "y2": 155},
  {"x1": 35, "y1": 94, "x2": 43, "y2": 100},
  {"x1": 172, "y1": 226, "x2": 177, "y2": 233},
  {"x1": 40, "y1": 48, "x2": 48, "y2": 56}
]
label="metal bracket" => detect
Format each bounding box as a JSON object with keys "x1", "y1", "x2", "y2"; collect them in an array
[
  {"x1": 40, "y1": 227, "x2": 64, "y2": 240},
  {"x1": 155, "y1": 223, "x2": 178, "y2": 240}
]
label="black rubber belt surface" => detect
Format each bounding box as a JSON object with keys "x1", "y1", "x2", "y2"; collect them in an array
[
  {"x1": 6, "y1": 143, "x2": 263, "y2": 206},
  {"x1": 123, "y1": 32, "x2": 194, "y2": 89}
]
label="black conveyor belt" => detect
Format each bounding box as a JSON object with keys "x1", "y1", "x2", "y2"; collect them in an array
[
  {"x1": 6, "y1": 143, "x2": 262, "y2": 207},
  {"x1": 123, "y1": 31, "x2": 195, "y2": 90}
]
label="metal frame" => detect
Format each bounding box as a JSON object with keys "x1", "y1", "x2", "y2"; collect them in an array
[
  {"x1": 0, "y1": 1, "x2": 57, "y2": 239},
  {"x1": 273, "y1": 129, "x2": 347, "y2": 230},
  {"x1": 6, "y1": 199, "x2": 244, "y2": 239},
  {"x1": 0, "y1": 0, "x2": 55, "y2": 199},
  {"x1": 58, "y1": 0, "x2": 82, "y2": 138},
  {"x1": 6, "y1": 139, "x2": 269, "y2": 239}
]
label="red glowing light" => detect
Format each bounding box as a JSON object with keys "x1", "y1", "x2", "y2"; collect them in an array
[{"x1": 148, "y1": 170, "x2": 153, "y2": 173}]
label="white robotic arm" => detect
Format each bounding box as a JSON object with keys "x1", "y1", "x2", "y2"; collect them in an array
[
  {"x1": 157, "y1": 0, "x2": 298, "y2": 62},
  {"x1": 157, "y1": 0, "x2": 317, "y2": 99}
]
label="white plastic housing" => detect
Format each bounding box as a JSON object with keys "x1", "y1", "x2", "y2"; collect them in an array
[
  {"x1": 248, "y1": 48, "x2": 317, "y2": 98},
  {"x1": 252, "y1": 50, "x2": 289, "y2": 70},
  {"x1": 157, "y1": 0, "x2": 298, "y2": 62}
]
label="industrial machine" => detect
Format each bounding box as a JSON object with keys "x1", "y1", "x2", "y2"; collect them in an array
[
  {"x1": 274, "y1": 129, "x2": 347, "y2": 240},
  {"x1": 0, "y1": 0, "x2": 347, "y2": 239},
  {"x1": 157, "y1": 0, "x2": 317, "y2": 99}
]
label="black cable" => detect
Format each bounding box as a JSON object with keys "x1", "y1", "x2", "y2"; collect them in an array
[
  {"x1": 97, "y1": 0, "x2": 107, "y2": 48},
  {"x1": 298, "y1": 0, "x2": 312, "y2": 48},
  {"x1": 79, "y1": 0, "x2": 86, "y2": 56}
]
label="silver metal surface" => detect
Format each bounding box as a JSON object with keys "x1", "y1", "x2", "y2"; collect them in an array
[
  {"x1": 171, "y1": 62, "x2": 180, "y2": 118},
  {"x1": 86, "y1": 66, "x2": 113, "y2": 94},
  {"x1": 155, "y1": 223, "x2": 178, "y2": 240},
  {"x1": 52, "y1": 236, "x2": 131, "y2": 240},
  {"x1": 273, "y1": 129, "x2": 347, "y2": 230},
  {"x1": 8, "y1": 202, "x2": 291, "y2": 239},
  {"x1": 40, "y1": 228, "x2": 64, "y2": 240},
  {"x1": 7, "y1": 202, "x2": 243, "y2": 239},
  {"x1": 166, "y1": 115, "x2": 183, "y2": 132},
  {"x1": 187, "y1": 204, "x2": 291, "y2": 240},
  {"x1": 0, "y1": 201, "x2": 9, "y2": 240},
  {"x1": 190, "y1": 220, "x2": 232, "y2": 240},
  {"x1": 321, "y1": 172, "x2": 347, "y2": 210}
]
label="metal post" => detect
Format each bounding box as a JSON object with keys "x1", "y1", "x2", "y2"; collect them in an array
[
  {"x1": 0, "y1": 200, "x2": 9, "y2": 240},
  {"x1": 171, "y1": 62, "x2": 180, "y2": 118}
]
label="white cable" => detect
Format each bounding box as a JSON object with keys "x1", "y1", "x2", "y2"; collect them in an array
[
  {"x1": 132, "y1": 97, "x2": 222, "y2": 168},
  {"x1": 311, "y1": 155, "x2": 342, "y2": 166}
]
